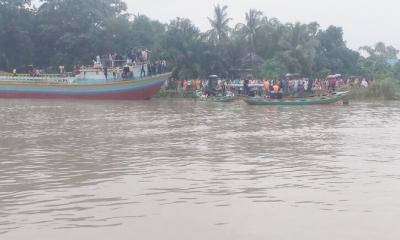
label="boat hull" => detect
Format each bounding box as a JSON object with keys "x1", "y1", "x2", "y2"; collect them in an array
[
  {"x1": 0, "y1": 73, "x2": 170, "y2": 100},
  {"x1": 200, "y1": 97, "x2": 236, "y2": 103},
  {"x1": 243, "y1": 92, "x2": 348, "y2": 106}
]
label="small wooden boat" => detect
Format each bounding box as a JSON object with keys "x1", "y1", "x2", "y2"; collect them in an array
[
  {"x1": 200, "y1": 96, "x2": 236, "y2": 103},
  {"x1": 243, "y1": 92, "x2": 349, "y2": 106},
  {"x1": 195, "y1": 90, "x2": 236, "y2": 103}
]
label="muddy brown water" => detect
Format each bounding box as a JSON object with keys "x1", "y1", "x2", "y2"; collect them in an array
[{"x1": 0, "y1": 99, "x2": 399, "y2": 240}]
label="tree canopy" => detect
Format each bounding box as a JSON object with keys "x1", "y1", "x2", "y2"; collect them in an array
[{"x1": 0, "y1": 0, "x2": 398, "y2": 81}]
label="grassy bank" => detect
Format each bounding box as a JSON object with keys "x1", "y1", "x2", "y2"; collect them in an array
[{"x1": 349, "y1": 79, "x2": 400, "y2": 100}]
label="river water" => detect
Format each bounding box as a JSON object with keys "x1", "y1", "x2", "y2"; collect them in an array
[{"x1": 0, "y1": 99, "x2": 399, "y2": 240}]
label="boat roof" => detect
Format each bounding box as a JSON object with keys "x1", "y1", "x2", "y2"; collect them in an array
[{"x1": 327, "y1": 74, "x2": 341, "y2": 79}]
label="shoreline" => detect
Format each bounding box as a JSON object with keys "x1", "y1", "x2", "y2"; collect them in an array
[{"x1": 156, "y1": 88, "x2": 400, "y2": 101}]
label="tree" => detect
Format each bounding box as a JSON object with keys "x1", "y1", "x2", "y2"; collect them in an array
[
  {"x1": 207, "y1": 4, "x2": 232, "y2": 44},
  {"x1": 163, "y1": 18, "x2": 205, "y2": 79},
  {"x1": 250, "y1": 17, "x2": 281, "y2": 59},
  {"x1": 0, "y1": 0, "x2": 34, "y2": 70},
  {"x1": 274, "y1": 22, "x2": 320, "y2": 76},
  {"x1": 360, "y1": 42, "x2": 399, "y2": 59},
  {"x1": 0, "y1": 0, "x2": 31, "y2": 7},
  {"x1": 130, "y1": 14, "x2": 166, "y2": 49},
  {"x1": 314, "y1": 26, "x2": 360, "y2": 77},
  {"x1": 393, "y1": 62, "x2": 400, "y2": 80},
  {"x1": 241, "y1": 9, "x2": 264, "y2": 48},
  {"x1": 235, "y1": 9, "x2": 264, "y2": 72},
  {"x1": 0, "y1": 0, "x2": 398, "y2": 83},
  {"x1": 359, "y1": 42, "x2": 399, "y2": 79},
  {"x1": 33, "y1": 0, "x2": 128, "y2": 68},
  {"x1": 258, "y1": 58, "x2": 288, "y2": 80}
]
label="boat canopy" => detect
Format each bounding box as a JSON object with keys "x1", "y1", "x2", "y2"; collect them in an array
[
  {"x1": 285, "y1": 73, "x2": 301, "y2": 79},
  {"x1": 327, "y1": 74, "x2": 341, "y2": 79}
]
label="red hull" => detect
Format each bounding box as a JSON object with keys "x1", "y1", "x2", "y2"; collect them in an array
[{"x1": 0, "y1": 84, "x2": 162, "y2": 100}]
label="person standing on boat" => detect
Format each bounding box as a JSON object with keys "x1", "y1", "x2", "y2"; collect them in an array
[
  {"x1": 116, "y1": 67, "x2": 121, "y2": 80},
  {"x1": 142, "y1": 49, "x2": 149, "y2": 62},
  {"x1": 12, "y1": 69, "x2": 17, "y2": 77},
  {"x1": 263, "y1": 80, "x2": 270, "y2": 97},
  {"x1": 361, "y1": 78, "x2": 369, "y2": 88},
  {"x1": 96, "y1": 55, "x2": 102, "y2": 67},
  {"x1": 303, "y1": 79, "x2": 309, "y2": 94},
  {"x1": 283, "y1": 79, "x2": 289, "y2": 96},
  {"x1": 141, "y1": 63, "x2": 146, "y2": 77},
  {"x1": 328, "y1": 76, "x2": 337, "y2": 92},
  {"x1": 103, "y1": 66, "x2": 108, "y2": 80},
  {"x1": 151, "y1": 62, "x2": 156, "y2": 75},
  {"x1": 221, "y1": 79, "x2": 227, "y2": 96},
  {"x1": 112, "y1": 68, "x2": 117, "y2": 80},
  {"x1": 109, "y1": 54, "x2": 114, "y2": 68},
  {"x1": 161, "y1": 59, "x2": 167, "y2": 73},
  {"x1": 271, "y1": 83, "x2": 280, "y2": 99},
  {"x1": 147, "y1": 62, "x2": 152, "y2": 76},
  {"x1": 293, "y1": 79, "x2": 299, "y2": 95},
  {"x1": 243, "y1": 79, "x2": 249, "y2": 96}
]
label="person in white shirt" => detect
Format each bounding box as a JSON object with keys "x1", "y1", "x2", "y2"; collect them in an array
[{"x1": 361, "y1": 79, "x2": 369, "y2": 88}]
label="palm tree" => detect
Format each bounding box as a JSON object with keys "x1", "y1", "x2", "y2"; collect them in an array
[
  {"x1": 235, "y1": 9, "x2": 264, "y2": 49},
  {"x1": 244, "y1": 9, "x2": 264, "y2": 49},
  {"x1": 235, "y1": 9, "x2": 264, "y2": 70},
  {"x1": 276, "y1": 23, "x2": 319, "y2": 75},
  {"x1": 207, "y1": 4, "x2": 232, "y2": 44}
]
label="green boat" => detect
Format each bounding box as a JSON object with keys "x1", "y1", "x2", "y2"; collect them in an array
[
  {"x1": 243, "y1": 92, "x2": 349, "y2": 106},
  {"x1": 200, "y1": 96, "x2": 236, "y2": 102}
]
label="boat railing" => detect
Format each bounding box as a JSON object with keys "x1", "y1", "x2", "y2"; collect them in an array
[
  {"x1": 0, "y1": 73, "x2": 74, "y2": 83},
  {"x1": 228, "y1": 83, "x2": 264, "y2": 87},
  {"x1": 0, "y1": 71, "x2": 170, "y2": 84}
]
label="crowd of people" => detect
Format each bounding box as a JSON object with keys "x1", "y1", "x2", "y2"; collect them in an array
[
  {"x1": 266, "y1": 77, "x2": 369, "y2": 98},
  {"x1": 90, "y1": 49, "x2": 167, "y2": 80},
  {"x1": 165, "y1": 75, "x2": 371, "y2": 98}
]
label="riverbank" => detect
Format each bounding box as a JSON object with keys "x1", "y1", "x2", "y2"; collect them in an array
[
  {"x1": 157, "y1": 79, "x2": 400, "y2": 101},
  {"x1": 349, "y1": 79, "x2": 400, "y2": 101}
]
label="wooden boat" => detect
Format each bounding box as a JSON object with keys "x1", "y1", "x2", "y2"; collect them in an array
[
  {"x1": 0, "y1": 65, "x2": 171, "y2": 100},
  {"x1": 243, "y1": 92, "x2": 349, "y2": 106},
  {"x1": 195, "y1": 90, "x2": 236, "y2": 103},
  {"x1": 200, "y1": 96, "x2": 236, "y2": 103}
]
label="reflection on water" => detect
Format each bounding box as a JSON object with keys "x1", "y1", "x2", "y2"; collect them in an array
[{"x1": 0, "y1": 99, "x2": 400, "y2": 239}]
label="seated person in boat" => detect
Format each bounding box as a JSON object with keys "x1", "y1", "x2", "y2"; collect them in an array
[
  {"x1": 122, "y1": 66, "x2": 132, "y2": 79},
  {"x1": 263, "y1": 80, "x2": 270, "y2": 97},
  {"x1": 270, "y1": 83, "x2": 283, "y2": 99}
]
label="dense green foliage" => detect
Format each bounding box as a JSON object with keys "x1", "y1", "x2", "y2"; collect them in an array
[{"x1": 0, "y1": 1, "x2": 399, "y2": 83}]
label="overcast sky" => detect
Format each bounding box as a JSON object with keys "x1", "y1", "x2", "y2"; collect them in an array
[{"x1": 124, "y1": 0, "x2": 399, "y2": 51}]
